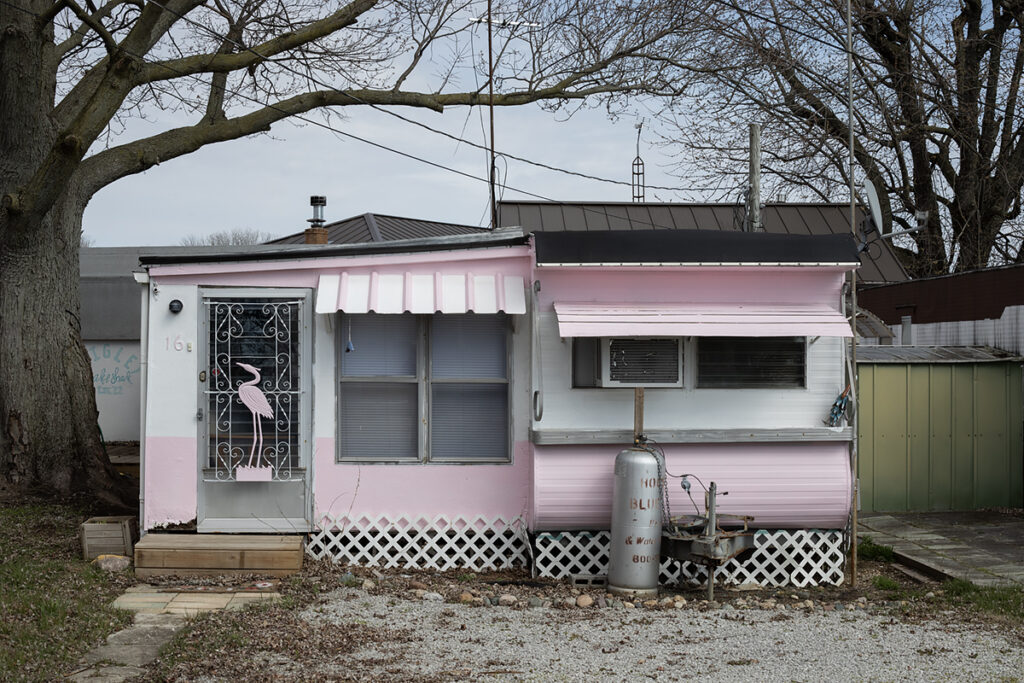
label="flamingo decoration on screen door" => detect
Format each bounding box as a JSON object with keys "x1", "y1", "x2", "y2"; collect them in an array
[{"x1": 236, "y1": 362, "x2": 274, "y2": 468}]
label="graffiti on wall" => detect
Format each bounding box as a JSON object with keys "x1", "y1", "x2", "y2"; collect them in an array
[{"x1": 89, "y1": 343, "x2": 139, "y2": 395}]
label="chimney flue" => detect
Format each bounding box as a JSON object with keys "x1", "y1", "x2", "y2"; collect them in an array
[{"x1": 305, "y1": 195, "x2": 328, "y2": 244}]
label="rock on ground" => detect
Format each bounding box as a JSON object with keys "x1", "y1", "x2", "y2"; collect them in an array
[{"x1": 298, "y1": 587, "x2": 1024, "y2": 682}]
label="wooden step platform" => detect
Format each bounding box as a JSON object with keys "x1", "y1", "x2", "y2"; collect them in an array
[{"x1": 134, "y1": 534, "x2": 303, "y2": 579}]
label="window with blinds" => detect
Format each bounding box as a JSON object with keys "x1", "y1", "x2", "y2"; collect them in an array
[
  {"x1": 338, "y1": 313, "x2": 509, "y2": 462},
  {"x1": 697, "y1": 336, "x2": 806, "y2": 388}
]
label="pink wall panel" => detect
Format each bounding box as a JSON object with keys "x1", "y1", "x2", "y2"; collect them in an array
[
  {"x1": 535, "y1": 268, "x2": 846, "y2": 311},
  {"x1": 532, "y1": 443, "x2": 851, "y2": 530},
  {"x1": 143, "y1": 437, "x2": 198, "y2": 529},
  {"x1": 312, "y1": 439, "x2": 534, "y2": 524}
]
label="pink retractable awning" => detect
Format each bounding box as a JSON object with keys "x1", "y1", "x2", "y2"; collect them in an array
[{"x1": 553, "y1": 302, "x2": 853, "y2": 337}]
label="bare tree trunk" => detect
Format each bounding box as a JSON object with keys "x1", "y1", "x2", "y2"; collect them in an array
[
  {"x1": 0, "y1": 188, "x2": 135, "y2": 509},
  {"x1": 0, "y1": 1, "x2": 134, "y2": 508}
]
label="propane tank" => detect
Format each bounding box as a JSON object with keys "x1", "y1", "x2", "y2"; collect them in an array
[{"x1": 607, "y1": 447, "x2": 663, "y2": 597}]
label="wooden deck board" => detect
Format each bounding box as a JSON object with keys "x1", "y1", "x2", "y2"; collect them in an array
[
  {"x1": 136, "y1": 534, "x2": 302, "y2": 550},
  {"x1": 134, "y1": 534, "x2": 303, "y2": 578}
]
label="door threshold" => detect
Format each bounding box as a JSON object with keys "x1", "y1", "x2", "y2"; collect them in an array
[{"x1": 198, "y1": 518, "x2": 310, "y2": 534}]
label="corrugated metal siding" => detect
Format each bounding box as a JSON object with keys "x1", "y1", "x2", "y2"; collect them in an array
[
  {"x1": 856, "y1": 345, "x2": 1019, "y2": 363},
  {"x1": 881, "y1": 306, "x2": 1024, "y2": 356},
  {"x1": 532, "y1": 443, "x2": 851, "y2": 530},
  {"x1": 857, "y1": 362, "x2": 1024, "y2": 512},
  {"x1": 497, "y1": 201, "x2": 906, "y2": 284}
]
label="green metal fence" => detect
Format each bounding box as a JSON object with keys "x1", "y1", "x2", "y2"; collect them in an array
[{"x1": 857, "y1": 361, "x2": 1023, "y2": 513}]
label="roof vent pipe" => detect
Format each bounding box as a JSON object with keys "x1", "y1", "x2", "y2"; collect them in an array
[{"x1": 305, "y1": 195, "x2": 328, "y2": 244}]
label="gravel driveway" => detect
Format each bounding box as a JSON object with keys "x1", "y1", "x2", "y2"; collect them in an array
[{"x1": 300, "y1": 587, "x2": 1024, "y2": 682}]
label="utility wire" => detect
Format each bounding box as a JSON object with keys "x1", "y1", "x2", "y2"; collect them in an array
[
  {"x1": 141, "y1": 0, "x2": 704, "y2": 193},
  {"x1": 5, "y1": 0, "x2": 702, "y2": 232}
]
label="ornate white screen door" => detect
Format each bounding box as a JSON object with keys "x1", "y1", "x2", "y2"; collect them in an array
[{"x1": 198, "y1": 291, "x2": 311, "y2": 532}]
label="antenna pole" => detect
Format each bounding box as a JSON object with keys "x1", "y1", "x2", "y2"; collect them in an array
[
  {"x1": 632, "y1": 122, "x2": 645, "y2": 202},
  {"x1": 748, "y1": 123, "x2": 761, "y2": 232},
  {"x1": 846, "y1": 0, "x2": 859, "y2": 589},
  {"x1": 487, "y1": 0, "x2": 498, "y2": 230}
]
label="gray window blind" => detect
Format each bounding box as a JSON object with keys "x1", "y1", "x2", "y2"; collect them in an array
[
  {"x1": 340, "y1": 314, "x2": 417, "y2": 377},
  {"x1": 340, "y1": 382, "x2": 418, "y2": 459},
  {"x1": 430, "y1": 384, "x2": 508, "y2": 461},
  {"x1": 431, "y1": 314, "x2": 507, "y2": 378},
  {"x1": 609, "y1": 338, "x2": 680, "y2": 384},
  {"x1": 697, "y1": 337, "x2": 806, "y2": 388}
]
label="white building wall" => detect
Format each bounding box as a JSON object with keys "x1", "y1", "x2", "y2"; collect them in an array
[
  {"x1": 86, "y1": 341, "x2": 141, "y2": 441},
  {"x1": 144, "y1": 284, "x2": 202, "y2": 438},
  {"x1": 533, "y1": 312, "x2": 845, "y2": 432}
]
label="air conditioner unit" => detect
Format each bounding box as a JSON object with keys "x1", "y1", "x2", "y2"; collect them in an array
[{"x1": 602, "y1": 338, "x2": 683, "y2": 387}]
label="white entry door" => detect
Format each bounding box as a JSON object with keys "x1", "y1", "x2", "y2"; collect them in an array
[{"x1": 197, "y1": 290, "x2": 312, "y2": 532}]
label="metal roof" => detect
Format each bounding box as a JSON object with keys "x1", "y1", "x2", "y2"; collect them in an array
[
  {"x1": 534, "y1": 229, "x2": 859, "y2": 266},
  {"x1": 858, "y1": 262, "x2": 1024, "y2": 325},
  {"x1": 138, "y1": 229, "x2": 527, "y2": 266},
  {"x1": 855, "y1": 345, "x2": 1021, "y2": 363},
  {"x1": 498, "y1": 201, "x2": 907, "y2": 285},
  {"x1": 270, "y1": 212, "x2": 489, "y2": 245}
]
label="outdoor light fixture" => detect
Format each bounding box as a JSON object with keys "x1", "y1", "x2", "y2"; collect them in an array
[{"x1": 169, "y1": 299, "x2": 183, "y2": 314}]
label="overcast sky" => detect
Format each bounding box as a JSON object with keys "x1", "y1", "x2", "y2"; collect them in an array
[{"x1": 81, "y1": 101, "x2": 701, "y2": 247}]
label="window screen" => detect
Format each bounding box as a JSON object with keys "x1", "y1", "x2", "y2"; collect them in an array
[
  {"x1": 697, "y1": 337, "x2": 805, "y2": 388},
  {"x1": 609, "y1": 338, "x2": 680, "y2": 384}
]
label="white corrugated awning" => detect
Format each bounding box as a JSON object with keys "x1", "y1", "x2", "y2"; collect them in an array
[
  {"x1": 553, "y1": 302, "x2": 853, "y2": 337},
  {"x1": 316, "y1": 272, "x2": 527, "y2": 315}
]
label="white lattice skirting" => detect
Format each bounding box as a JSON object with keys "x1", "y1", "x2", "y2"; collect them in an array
[
  {"x1": 534, "y1": 529, "x2": 845, "y2": 588},
  {"x1": 307, "y1": 515, "x2": 530, "y2": 572}
]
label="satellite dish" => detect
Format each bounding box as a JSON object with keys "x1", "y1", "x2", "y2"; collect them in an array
[{"x1": 863, "y1": 179, "x2": 884, "y2": 234}]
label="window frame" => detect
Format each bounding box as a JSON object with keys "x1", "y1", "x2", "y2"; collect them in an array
[
  {"x1": 570, "y1": 335, "x2": 808, "y2": 391},
  {"x1": 601, "y1": 337, "x2": 684, "y2": 387},
  {"x1": 337, "y1": 313, "x2": 512, "y2": 464},
  {"x1": 695, "y1": 336, "x2": 808, "y2": 390}
]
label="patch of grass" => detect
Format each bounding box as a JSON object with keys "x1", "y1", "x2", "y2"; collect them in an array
[
  {"x1": 940, "y1": 579, "x2": 1024, "y2": 623},
  {"x1": 150, "y1": 601, "x2": 410, "y2": 681},
  {"x1": 858, "y1": 536, "x2": 895, "y2": 562},
  {"x1": 872, "y1": 575, "x2": 900, "y2": 591},
  {"x1": 0, "y1": 502, "x2": 134, "y2": 682}
]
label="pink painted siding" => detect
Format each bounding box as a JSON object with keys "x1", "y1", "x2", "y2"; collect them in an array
[
  {"x1": 143, "y1": 437, "x2": 198, "y2": 529},
  {"x1": 532, "y1": 443, "x2": 851, "y2": 530},
  {"x1": 536, "y1": 268, "x2": 847, "y2": 311},
  {"x1": 312, "y1": 439, "x2": 533, "y2": 524}
]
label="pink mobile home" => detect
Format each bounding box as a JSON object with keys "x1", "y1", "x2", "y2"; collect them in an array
[{"x1": 137, "y1": 227, "x2": 859, "y2": 585}]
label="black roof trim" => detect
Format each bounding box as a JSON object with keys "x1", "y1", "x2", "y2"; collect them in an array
[
  {"x1": 534, "y1": 229, "x2": 860, "y2": 265},
  {"x1": 140, "y1": 229, "x2": 528, "y2": 266}
]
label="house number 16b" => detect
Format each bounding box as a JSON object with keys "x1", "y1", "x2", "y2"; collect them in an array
[{"x1": 165, "y1": 335, "x2": 192, "y2": 352}]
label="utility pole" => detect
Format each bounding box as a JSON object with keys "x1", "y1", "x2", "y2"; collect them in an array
[
  {"x1": 469, "y1": 9, "x2": 540, "y2": 228},
  {"x1": 487, "y1": 0, "x2": 497, "y2": 230},
  {"x1": 747, "y1": 123, "x2": 761, "y2": 232}
]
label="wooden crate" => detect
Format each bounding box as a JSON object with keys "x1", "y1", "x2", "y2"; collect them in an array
[
  {"x1": 80, "y1": 516, "x2": 138, "y2": 560},
  {"x1": 134, "y1": 534, "x2": 304, "y2": 578}
]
